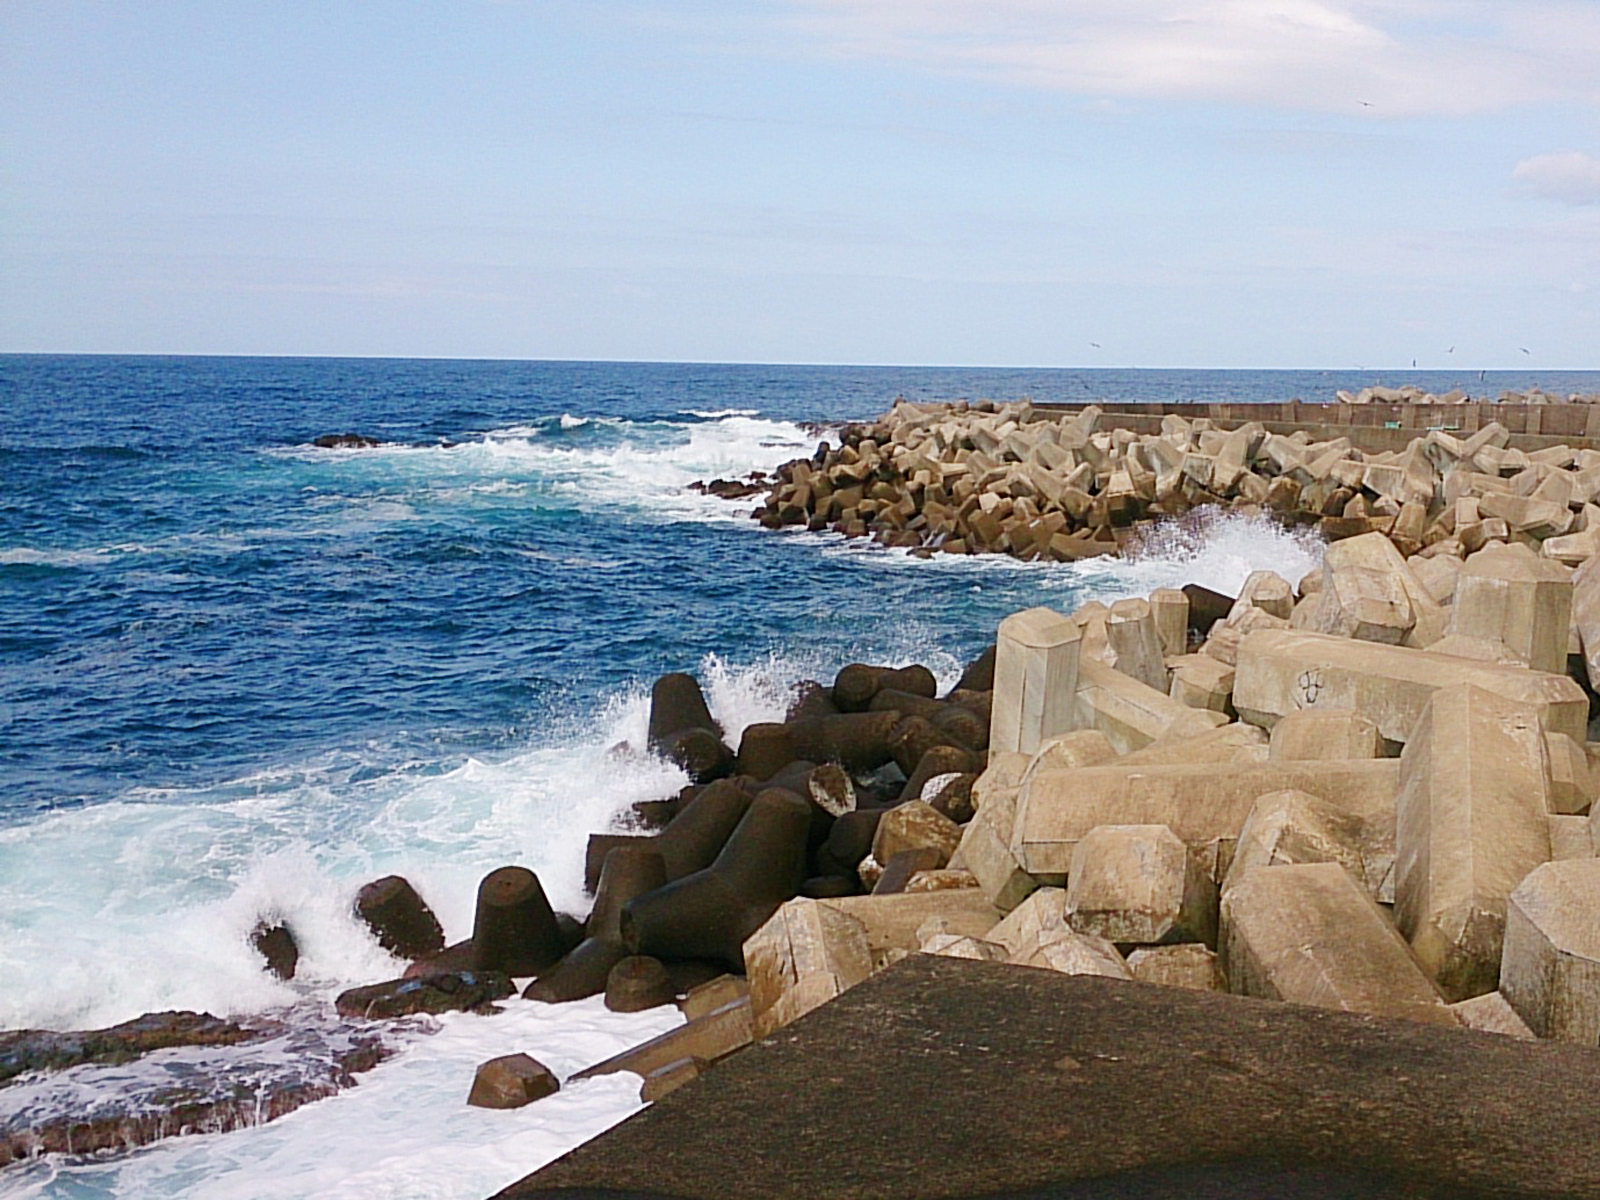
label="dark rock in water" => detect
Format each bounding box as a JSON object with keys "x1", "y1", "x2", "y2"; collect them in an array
[
  {"x1": 469, "y1": 866, "x2": 565, "y2": 977},
  {"x1": 251, "y1": 922, "x2": 299, "y2": 980},
  {"x1": 955, "y1": 643, "x2": 996, "y2": 693},
  {"x1": 605, "y1": 957, "x2": 676, "y2": 1013},
  {"x1": 1, "y1": 1012, "x2": 388, "y2": 1165},
  {"x1": 0, "y1": 1011, "x2": 256, "y2": 1086},
  {"x1": 691, "y1": 477, "x2": 767, "y2": 501},
  {"x1": 311, "y1": 432, "x2": 383, "y2": 449},
  {"x1": 1181, "y1": 582, "x2": 1236, "y2": 638},
  {"x1": 622, "y1": 788, "x2": 811, "y2": 970},
  {"x1": 402, "y1": 938, "x2": 476, "y2": 979},
  {"x1": 647, "y1": 672, "x2": 720, "y2": 750},
  {"x1": 523, "y1": 937, "x2": 629, "y2": 1004},
  {"x1": 355, "y1": 875, "x2": 445, "y2": 960},
  {"x1": 467, "y1": 1053, "x2": 559, "y2": 1109},
  {"x1": 554, "y1": 911, "x2": 586, "y2": 956},
  {"x1": 832, "y1": 663, "x2": 936, "y2": 713},
  {"x1": 335, "y1": 970, "x2": 514, "y2": 1019}
]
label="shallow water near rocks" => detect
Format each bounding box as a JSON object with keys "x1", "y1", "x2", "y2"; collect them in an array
[{"x1": 6, "y1": 356, "x2": 1590, "y2": 1197}]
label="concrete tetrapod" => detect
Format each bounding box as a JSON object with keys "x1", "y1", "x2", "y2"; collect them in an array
[
  {"x1": 1066, "y1": 824, "x2": 1217, "y2": 949},
  {"x1": 1394, "y1": 686, "x2": 1553, "y2": 1002},
  {"x1": 524, "y1": 847, "x2": 668, "y2": 1003},
  {"x1": 469, "y1": 867, "x2": 565, "y2": 978},
  {"x1": 622, "y1": 788, "x2": 812, "y2": 971},
  {"x1": 1501, "y1": 857, "x2": 1600, "y2": 1044},
  {"x1": 1222, "y1": 862, "x2": 1457, "y2": 1026},
  {"x1": 354, "y1": 875, "x2": 445, "y2": 960},
  {"x1": 991, "y1": 606, "x2": 1081, "y2": 756}
]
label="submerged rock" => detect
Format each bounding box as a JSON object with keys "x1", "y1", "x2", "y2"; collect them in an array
[
  {"x1": 335, "y1": 970, "x2": 515, "y2": 1019},
  {"x1": 0, "y1": 1012, "x2": 388, "y2": 1165}
]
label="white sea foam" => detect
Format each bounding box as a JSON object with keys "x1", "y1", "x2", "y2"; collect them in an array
[{"x1": 6, "y1": 998, "x2": 683, "y2": 1200}]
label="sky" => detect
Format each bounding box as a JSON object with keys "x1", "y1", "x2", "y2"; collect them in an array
[{"x1": 1, "y1": 1, "x2": 1597, "y2": 367}]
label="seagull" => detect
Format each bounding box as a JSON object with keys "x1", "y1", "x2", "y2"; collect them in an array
[
  {"x1": 1359, "y1": 101, "x2": 1373, "y2": 107},
  {"x1": 1089, "y1": 342, "x2": 1102, "y2": 349},
  {"x1": 1521, "y1": 347, "x2": 1531, "y2": 355},
  {"x1": 1446, "y1": 346, "x2": 1454, "y2": 354},
  {"x1": 1412, "y1": 358, "x2": 1417, "y2": 368}
]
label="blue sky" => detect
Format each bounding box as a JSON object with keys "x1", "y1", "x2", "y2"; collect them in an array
[{"x1": 2, "y1": 1, "x2": 1597, "y2": 366}]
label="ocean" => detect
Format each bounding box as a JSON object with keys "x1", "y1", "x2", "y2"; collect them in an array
[{"x1": 3, "y1": 355, "x2": 1597, "y2": 1198}]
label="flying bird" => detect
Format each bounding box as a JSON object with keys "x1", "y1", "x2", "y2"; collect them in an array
[
  {"x1": 1089, "y1": 342, "x2": 1102, "y2": 349},
  {"x1": 1446, "y1": 346, "x2": 1454, "y2": 354},
  {"x1": 1521, "y1": 347, "x2": 1531, "y2": 355},
  {"x1": 1359, "y1": 101, "x2": 1373, "y2": 107}
]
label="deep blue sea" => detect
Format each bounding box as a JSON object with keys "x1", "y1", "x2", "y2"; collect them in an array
[{"x1": 2, "y1": 355, "x2": 1597, "y2": 1197}]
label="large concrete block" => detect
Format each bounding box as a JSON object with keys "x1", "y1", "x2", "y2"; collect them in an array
[
  {"x1": 1126, "y1": 943, "x2": 1225, "y2": 991},
  {"x1": 1395, "y1": 687, "x2": 1553, "y2": 1002},
  {"x1": 1106, "y1": 598, "x2": 1168, "y2": 692},
  {"x1": 1233, "y1": 570, "x2": 1294, "y2": 620},
  {"x1": 985, "y1": 886, "x2": 1067, "y2": 958},
  {"x1": 1148, "y1": 588, "x2": 1189, "y2": 658},
  {"x1": 1166, "y1": 653, "x2": 1235, "y2": 715},
  {"x1": 1449, "y1": 544, "x2": 1573, "y2": 674},
  {"x1": 744, "y1": 898, "x2": 874, "y2": 1036},
  {"x1": 1449, "y1": 991, "x2": 1536, "y2": 1039},
  {"x1": 1066, "y1": 824, "x2": 1217, "y2": 948},
  {"x1": 1545, "y1": 732, "x2": 1598, "y2": 816},
  {"x1": 1073, "y1": 657, "x2": 1229, "y2": 755},
  {"x1": 1013, "y1": 759, "x2": 1400, "y2": 878},
  {"x1": 1501, "y1": 857, "x2": 1600, "y2": 1043},
  {"x1": 953, "y1": 786, "x2": 1036, "y2": 912},
  {"x1": 1267, "y1": 708, "x2": 1381, "y2": 762},
  {"x1": 992, "y1": 607, "x2": 1081, "y2": 755},
  {"x1": 1222, "y1": 862, "x2": 1457, "y2": 1026},
  {"x1": 1020, "y1": 729, "x2": 1117, "y2": 781},
  {"x1": 1309, "y1": 532, "x2": 1446, "y2": 647},
  {"x1": 1222, "y1": 788, "x2": 1378, "y2": 899},
  {"x1": 815, "y1": 890, "x2": 1003, "y2": 967},
  {"x1": 1015, "y1": 930, "x2": 1133, "y2": 980},
  {"x1": 1233, "y1": 629, "x2": 1588, "y2": 745},
  {"x1": 1116, "y1": 721, "x2": 1266, "y2": 767},
  {"x1": 871, "y1": 800, "x2": 961, "y2": 868}
]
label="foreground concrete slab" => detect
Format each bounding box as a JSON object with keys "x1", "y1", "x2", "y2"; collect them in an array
[
  {"x1": 1233, "y1": 628, "x2": 1588, "y2": 745},
  {"x1": 503, "y1": 956, "x2": 1600, "y2": 1199}
]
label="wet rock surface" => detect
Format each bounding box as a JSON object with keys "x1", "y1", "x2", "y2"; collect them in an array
[{"x1": 1, "y1": 1011, "x2": 389, "y2": 1165}]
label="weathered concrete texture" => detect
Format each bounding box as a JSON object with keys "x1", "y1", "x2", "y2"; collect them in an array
[
  {"x1": 991, "y1": 606, "x2": 1081, "y2": 755},
  {"x1": 1394, "y1": 687, "x2": 1553, "y2": 1002},
  {"x1": 1309, "y1": 532, "x2": 1444, "y2": 647},
  {"x1": 1072, "y1": 657, "x2": 1229, "y2": 754},
  {"x1": 954, "y1": 785, "x2": 1036, "y2": 912},
  {"x1": 1105, "y1": 598, "x2": 1168, "y2": 692},
  {"x1": 1267, "y1": 708, "x2": 1382, "y2": 761},
  {"x1": 1449, "y1": 991, "x2": 1536, "y2": 1039},
  {"x1": 1166, "y1": 652, "x2": 1235, "y2": 714},
  {"x1": 1222, "y1": 862, "x2": 1457, "y2": 1026},
  {"x1": 743, "y1": 898, "x2": 873, "y2": 1037},
  {"x1": 1126, "y1": 943, "x2": 1225, "y2": 991},
  {"x1": 1223, "y1": 788, "x2": 1379, "y2": 899},
  {"x1": 1114, "y1": 721, "x2": 1265, "y2": 767},
  {"x1": 1544, "y1": 732, "x2": 1598, "y2": 816},
  {"x1": 1066, "y1": 825, "x2": 1216, "y2": 948},
  {"x1": 1448, "y1": 544, "x2": 1573, "y2": 674},
  {"x1": 1232, "y1": 628, "x2": 1589, "y2": 745},
  {"x1": 503, "y1": 956, "x2": 1600, "y2": 1200},
  {"x1": 1013, "y1": 759, "x2": 1399, "y2": 879},
  {"x1": 1501, "y1": 857, "x2": 1600, "y2": 1044}
]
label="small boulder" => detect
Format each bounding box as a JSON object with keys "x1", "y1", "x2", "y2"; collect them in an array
[{"x1": 467, "y1": 1053, "x2": 560, "y2": 1109}]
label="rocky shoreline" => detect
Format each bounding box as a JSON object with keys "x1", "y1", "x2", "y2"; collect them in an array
[{"x1": 7, "y1": 398, "x2": 1600, "y2": 1190}]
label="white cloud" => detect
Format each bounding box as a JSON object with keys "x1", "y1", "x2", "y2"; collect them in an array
[
  {"x1": 784, "y1": 1, "x2": 1600, "y2": 117},
  {"x1": 1511, "y1": 151, "x2": 1600, "y2": 206}
]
